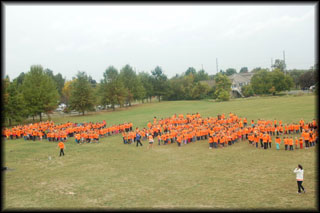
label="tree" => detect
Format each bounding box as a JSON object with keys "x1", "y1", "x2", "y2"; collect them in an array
[
  {"x1": 191, "y1": 82, "x2": 210, "y2": 99},
  {"x1": 272, "y1": 59, "x2": 286, "y2": 72},
  {"x1": 100, "y1": 66, "x2": 127, "y2": 110},
  {"x1": 194, "y1": 69, "x2": 209, "y2": 82},
  {"x1": 288, "y1": 69, "x2": 307, "y2": 89},
  {"x1": 270, "y1": 68, "x2": 294, "y2": 94},
  {"x1": 138, "y1": 72, "x2": 154, "y2": 102},
  {"x1": 239, "y1": 67, "x2": 248, "y2": 73},
  {"x1": 251, "y1": 67, "x2": 262, "y2": 73},
  {"x1": 4, "y1": 79, "x2": 27, "y2": 126},
  {"x1": 214, "y1": 73, "x2": 231, "y2": 101},
  {"x1": 241, "y1": 84, "x2": 254, "y2": 97},
  {"x1": 250, "y1": 69, "x2": 273, "y2": 95},
  {"x1": 119, "y1": 64, "x2": 139, "y2": 106},
  {"x1": 151, "y1": 66, "x2": 168, "y2": 102},
  {"x1": 15, "y1": 72, "x2": 26, "y2": 86},
  {"x1": 225, "y1": 68, "x2": 237, "y2": 76},
  {"x1": 299, "y1": 69, "x2": 316, "y2": 90},
  {"x1": 53, "y1": 73, "x2": 66, "y2": 101},
  {"x1": 185, "y1": 67, "x2": 197, "y2": 76},
  {"x1": 163, "y1": 75, "x2": 185, "y2": 101},
  {"x1": 21, "y1": 65, "x2": 59, "y2": 121},
  {"x1": 44, "y1": 69, "x2": 66, "y2": 102},
  {"x1": 69, "y1": 71, "x2": 96, "y2": 115},
  {"x1": 62, "y1": 80, "x2": 75, "y2": 107}
]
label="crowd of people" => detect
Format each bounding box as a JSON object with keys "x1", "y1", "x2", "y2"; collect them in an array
[
  {"x1": 2, "y1": 120, "x2": 134, "y2": 144},
  {"x1": 2, "y1": 113, "x2": 318, "y2": 151},
  {"x1": 122, "y1": 113, "x2": 318, "y2": 151}
]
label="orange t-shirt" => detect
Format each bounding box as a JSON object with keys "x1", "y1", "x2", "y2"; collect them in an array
[{"x1": 58, "y1": 142, "x2": 64, "y2": 149}]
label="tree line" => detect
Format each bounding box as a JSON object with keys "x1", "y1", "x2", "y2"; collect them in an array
[{"x1": 2, "y1": 61, "x2": 317, "y2": 126}]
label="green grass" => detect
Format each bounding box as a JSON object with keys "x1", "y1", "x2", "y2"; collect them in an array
[{"x1": 3, "y1": 95, "x2": 318, "y2": 210}]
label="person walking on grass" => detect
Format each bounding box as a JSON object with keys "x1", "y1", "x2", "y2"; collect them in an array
[
  {"x1": 57, "y1": 141, "x2": 65, "y2": 157},
  {"x1": 294, "y1": 164, "x2": 305, "y2": 194},
  {"x1": 136, "y1": 132, "x2": 143, "y2": 147}
]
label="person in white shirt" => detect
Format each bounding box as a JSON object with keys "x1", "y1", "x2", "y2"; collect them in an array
[{"x1": 293, "y1": 164, "x2": 305, "y2": 194}]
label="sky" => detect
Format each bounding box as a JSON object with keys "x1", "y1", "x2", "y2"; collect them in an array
[{"x1": 4, "y1": 3, "x2": 316, "y2": 82}]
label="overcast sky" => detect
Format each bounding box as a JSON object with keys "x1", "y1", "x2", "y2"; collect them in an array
[{"x1": 5, "y1": 3, "x2": 316, "y2": 81}]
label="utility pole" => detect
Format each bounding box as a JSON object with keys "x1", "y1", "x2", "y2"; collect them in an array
[
  {"x1": 216, "y1": 58, "x2": 219, "y2": 74},
  {"x1": 201, "y1": 64, "x2": 203, "y2": 71},
  {"x1": 271, "y1": 58, "x2": 273, "y2": 71}
]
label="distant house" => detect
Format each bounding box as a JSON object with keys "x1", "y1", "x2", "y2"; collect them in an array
[
  {"x1": 229, "y1": 72, "x2": 254, "y2": 89},
  {"x1": 228, "y1": 73, "x2": 254, "y2": 97},
  {"x1": 200, "y1": 72, "x2": 254, "y2": 98}
]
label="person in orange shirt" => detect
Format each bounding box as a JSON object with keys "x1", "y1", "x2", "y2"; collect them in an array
[
  {"x1": 161, "y1": 133, "x2": 167, "y2": 145},
  {"x1": 299, "y1": 119, "x2": 304, "y2": 132},
  {"x1": 213, "y1": 134, "x2": 218, "y2": 148},
  {"x1": 122, "y1": 132, "x2": 127, "y2": 144},
  {"x1": 263, "y1": 134, "x2": 268, "y2": 150},
  {"x1": 268, "y1": 134, "x2": 272, "y2": 149},
  {"x1": 208, "y1": 135, "x2": 214, "y2": 149},
  {"x1": 289, "y1": 136, "x2": 294, "y2": 151},
  {"x1": 147, "y1": 134, "x2": 153, "y2": 149},
  {"x1": 220, "y1": 135, "x2": 225, "y2": 148},
  {"x1": 302, "y1": 130, "x2": 309, "y2": 149},
  {"x1": 259, "y1": 133, "x2": 264, "y2": 149},
  {"x1": 75, "y1": 133, "x2": 81, "y2": 144},
  {"x1": 254, "y1": 134, "x2": 259, "y2": 148},
  {"x1": 295, "y1": 136, "x2": 299, "y2": 149},
  {"x1": 176, "y1": 135, "x2": 182, "y2": 147},
  {"x1": 299, "y1": 136, "x2": 304, "y2": 149},
  {"x1": 57, "y1": 141, "x2": 65, "y2": 157}
]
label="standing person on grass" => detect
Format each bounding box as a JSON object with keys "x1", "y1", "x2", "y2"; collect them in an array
[
  {"x1": 148, "y1": 134, "x2": 154, "y2": 149},
  {"x1": 293, "y1": 164, "x2": 305, "y2": 194},
  {"x1": 136, "y1": 132, "x2": 143, "y2": 147},
  {"x1": 57, "y1": 141, "x2": 65, "y2": 157}
]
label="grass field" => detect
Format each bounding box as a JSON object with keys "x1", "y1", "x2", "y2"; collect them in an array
[{"x1": 3, "y1": 94, "x2": 318, "y2": 210}]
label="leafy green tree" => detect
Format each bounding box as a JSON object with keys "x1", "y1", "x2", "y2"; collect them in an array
[
  {"x1": 44, "y1": 69, "x2": 66, "y2": 102},
  {"x1": 119, "y1": 65, "x2": 140, "y2": 106},
  {"x1": 194, "y1": 69, "x2": 209, "y2": 82},
  {"x1": 270, "y1": 68, "x2": 294, "y2": 94},
  {"x1": 214, "y1": 73, "x2": 231, "y2": 101},
  {"x1": 21, "y1": 65, "x2": 59, "y2": 121},
  {"x1": 272, "y1": 59, "x2": 286, "y2": 72},
  {"x1": 191, "y1": 82, "x2": 210, "y2": 99},
  {"x1": 138, "y1": 72, "x2": 154, "y2": 102},
  {"x1": 151, "y1": 66, "x2": 168, "y2": 102},
  {"x1": 239, "y1": 67, "x2": 249, "y2": 73},
  {"x1": 299, "y1": 69, "x2": 316, "y2": 89},
  {"x1": 53, "y1": 73, "x2": 66, "y2": 101},
  {"x1": 225, "y1": 68, "x2": 237, "y2": 76},
  {"x1": 164, "y1": 76, "x2": 184, "y2": 100},
  {"x1": 4, "y1": 79, "x2": 27, "y2": 126},
  {"x1": 185, "y1": 67, "x2": 197, "y2": 76},
  {"x1": 215, "y1": 88, "x2": 230, "y2": 101},
  {"x1": 15, "y1": 72, "x2": 26, "y2": 86},
  {"x1": 132, "y1": 78, "x2": 146, "y2": 103},
  {"x1": 250, "y1": 69, "x2": 273, "y2": 95},
  {"x1": 241, "y1": 84, "x2": 254, "y2": 97},
  {"x1": 69, "y1": 71, "x2": 96, "y2": 115},
  {"x1": 250, "y1": 67, "x2": 262, "y2": 73},
  {"x1": 182, "y1": 74, "x2": 195, "y2": 100},
  {"x1": 288, "y1": 69, "x2": 307, "y2": 89},
  {"x1": 100, "y1": 66, "x2": 127, "y2": 110}
]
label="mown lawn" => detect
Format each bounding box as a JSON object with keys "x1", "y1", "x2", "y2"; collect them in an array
[{"x1": 3, "y1": 94, "x2": 318, "y2": 210}]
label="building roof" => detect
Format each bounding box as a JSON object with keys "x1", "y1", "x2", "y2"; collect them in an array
[{"x1": 228, "y1": 73, "x2": 254, "y2": 85}]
